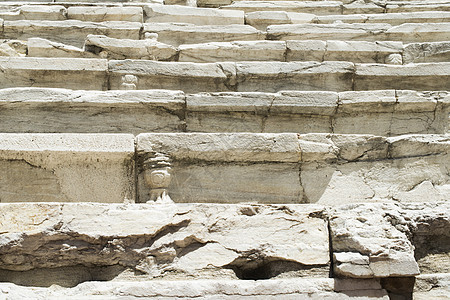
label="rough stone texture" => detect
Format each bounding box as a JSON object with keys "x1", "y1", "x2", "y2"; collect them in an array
[
  {"x1": 403, "y1": 41, "x2": 450, "y2": 64},
  {"x1": 0, "y1": 5, "x2": 67, "y2": 21},
  {"x1": 27, "y1": 37, "x2": 98, "y2": 58},
  {"x1": 179, "y1": 41, "x2": 286, "y2": 62},
  {"x1": 0, "y1": 88, "x2": 186, "y2": 134},
  {"x1": 245, "y1": 11, "x2": 315, "y2": 30},
  {"x1": 85, "y1": 35, "x2": 178, "y2": 60},
  {"x1": 143, "y1": 23, "x2": 265, "y2": 46},
  {"x1": 2, "y1": 20, "x2": 141, "y2": 48},
  {"x1": 0, "y1": 57, "x2": 108, "y2": 90},
  {"x1": 0, "y1": 39, "x2": 26, "y2": 57},
  {"x1": 144, "y1": 4, "x2": 244, "y2": 25},
  {"x1": 67, "y1": 6, "x2": 143, "y2": 22},
  {"x1": 0, "y1": 134, "x2": 135, "y2": 203},
  {"x1": 299, "y1": 133, "x2": 449, "y2": 204},
  {"x1": 136, "y1": 133, "x2": 302, "y2": 203},
  {"x1": 414, "y1": 274, "x2": 450, "y2": 300},
  {"x1": 0, "y1": 203, "x2": 329, "y2": 283},
  {"x1": 0, "y1": 279, "x2": 389, "y2": 299}
]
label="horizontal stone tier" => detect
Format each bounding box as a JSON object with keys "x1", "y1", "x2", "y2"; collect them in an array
[
  {"x1": 22, "y1": 36, "x2": 448, "y2": 65},
  {"x1": 1, "y1": 20, "x2": 450, "y2": 49},
  {"x1": 1, "y1": 132, "x2": 447, "y2": 204},
  {"x1": 1, "y1": 4, "x2": 449, "y2": 28},
  {"x1": 0, "y1": 279, "x2": 389, "y2": 298},
  {"x1": 221, "y1": 1, "x2": 450, "y2": 14},
  {"x1": 0, "y1": 89, "x2": 448, "y2": 136},
  {"x1": 0, "y1": 58, "x2": 448, "y2": 92},
  {"x1": 0, "y1": 202, "x2": 447, "y2": 286}
]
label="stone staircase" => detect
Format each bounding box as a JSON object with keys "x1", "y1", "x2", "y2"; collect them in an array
[{"x1": 0, "y1": 0, "x2": 448, "y2": 299}]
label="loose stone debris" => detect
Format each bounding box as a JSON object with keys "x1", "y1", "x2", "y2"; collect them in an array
[{"x1": 0, "y1": 0, "x2": 448, "y2": 299}]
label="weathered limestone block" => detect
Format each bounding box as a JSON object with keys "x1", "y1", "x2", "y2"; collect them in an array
[
  {"x1": 0, "y1": 5, "x2": 67, "y2": 21},
  {"x1": 245, "y1": 11, "x2": 315, "y2": 30},
  {"x1": 384, "y1": 23, "x2": 450, "y2": 43},
  {"x1": 330, "y1": 203, "x2": 420, "y2": 278},
  {"x1": 136, "y1": 133, "x2": 302, "y2": 203},
  {"x1": 387, "y1": 2, "x2": 450, "y2": 13},
  {"x1": 267, "y1": 23, "x2": 391, "y2": 41},
  {"x1": 67, "y1": 6, "x2": 143, "y2": 22},
  {"x1": 354, "y1": 63, "x2": 450, "y2": 91},
  {"x1": 144, "y1": 4, "x2": 244, "y2": 25},
  {"x1": 0, "y1": 279, "x2": 389, "y2": 298},
  {"x1": 179, "y1": 41, "x2": 286, "y2": 62},
  {"x1": 342, "y1": 2, "x2": 384, "y2": 14},
  {"x1": 286, "y1": 40, "x2": 403, "y2": 64},
  {"x1": 186, "y1": 91, "x2": 337, "y2": 133},
  {"x1": 299, "y1": 134, "x2": 449, "y2": 204},
  {"x1": 85, "y1": 35, "x2": 178, "y2": 60},
  {"x1": 108, "y1": 60, "x2": 232, "y2": 93},
  {"x1": 403, "y1": 41, "x2": 450, "y2": 64},
  {"x1": 0, "y1": 134, "x2": 135, "y2": 203},
  {"x1": 0, "y1": 88, "x2": 185, "y2": 134},
  {"x1": 315, "y1": 12, "x2": 450, "y2": 26},
  {"x1": 3, "y1": 20, "x2": 141, "y2": 48},
  {"x1": 0, "y1": 39, "x2": 26, "y2": 57},
  {"x1": 0, "y1": 203, "x2": 329, "y2": 283},
  {"x1": 143, "y1": 23, "x2": 265, "y2": 46},
  {"x1": 0, "y1": 57, "x2": 108, "y2": 90},
  {"x1": 334, "y1": 90, "x2": 449, "y2": 136},
  {"x1": 414, "y1": 274, "x2": 450, "y2": 299},
  {"x1": 235, "y1": 61, "x2": 354, "y2": 92},
  {"x1": 222, "y1": 1, "x2": 343, "y2": 15},
  {"x1": 27, "y1": 37, "x2": 98, "y2": 58}
]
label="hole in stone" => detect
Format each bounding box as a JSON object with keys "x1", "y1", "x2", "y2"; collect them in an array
[
  {"x1": 227, "y1": 259, "x2": 328, "y2": 280},
  {"x1": 380, "y1": 277, "x2": 415, "y2": 300},
  {"x1": 0, "y1": 265, "x2": 129, "y2": 288}
]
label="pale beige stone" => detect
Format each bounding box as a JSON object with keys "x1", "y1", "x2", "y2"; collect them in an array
[
  {"x1": 143, "y1": 23, "x2": 265, "y2": 46},
  {"x1": 67, "y1": 6, "x2": 143, "y2": 22},
  {"x1": 85, "y1": 35, "x2": 178, "y2": 60},
  {"x1": 403, "y1": 41, "x2": 450, "y2": 64},
  {"x1": 27, "y1": 37, "x2": 98, "y2": 58},
  {"x1": 0, "y1": 88, "x2": 185, "y2": 134},
  {"x1": 144, "y1": 4, "x2": 244, "y2": 25},
  {"x1": 222, "y1": 1, "x2": 343, "y2": 15},
  {"x1": 0, "y1": 133, "x2": 135, "y2": 203},
  {"x1": 3, "y1": 20, "x2": 141, "y2": 48},
  {"x1": 0, "y1": 5, "x2": 67, "y2": 21},
  {"x1": 0, "y1": 57, "x2": 108, "y2": 90},
  {"x1": 179, "y1": 41, "x2": 286, "y2": 62},
  {"x1": 245, "y1": 11, "x2": 315, "y2": 30}
]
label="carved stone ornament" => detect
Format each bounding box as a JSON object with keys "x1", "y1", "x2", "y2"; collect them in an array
[
  {"x1": 121, "y1": 74, "x2": 138, "y2": 90},
  {"x1": 143, "y1": 153, "x2": 173, "y2": 203}
]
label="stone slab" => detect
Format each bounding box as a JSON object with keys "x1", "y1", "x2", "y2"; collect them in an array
[
  {"x1": 222, "y1": 1, "x2": 343, "y2": 15},
  {"x1": 144, "y1": 4, "x2": 244, "y2": 25},
  {"x1": 0, "y1": 57, "x2": 108, "y2": 90},
  {"x1": 67, "y1": 6, "x2": 143, "y2": 22},
  {"x1": 136, "y1": 133, "x2": 302, "y2": 203},
  {"x1": 143, "y1": 23, "x2": 265, "y2": 46},
  {"x1": 178, "y1": 41, "x2": 286, "y2": 62},
  {"x1": 0, "y1": 88, "x2": 186, "y2": 134},
  {"x1": 2, "y1": 20, "x2": 141, "y2": 48},
  {"x1": 0, "y1": 133, "x2": 135, "y2": 203},
  {"x1": 235, "y1": 61, "x2": 355, "y2": 92},
  {"x1": 0, "y1": 279, "x2": 389, "y2": 299},
  {"x1": 108, "y1": 60, "x2": 231, "y2": 93},
  {"x1": 354, "y1": 63, "x2": 450, "y2": 91},
  {"x1": 0, "y1": 203, "x2": 329, "y2": 281},
  {"x1": 0, "y1": 5, "x2": 67, "y2": 21}
]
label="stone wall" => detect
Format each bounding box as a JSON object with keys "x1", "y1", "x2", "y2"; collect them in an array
[{"x1": 0, "y1": 0, "x2": 448, "y2": 299}]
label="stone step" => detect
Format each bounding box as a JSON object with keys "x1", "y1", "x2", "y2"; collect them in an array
[
  {"x1": 142, "y1": 23, "x2": 265, "y2": 46},
  {"x1": 222, "y1": 1, "x2": 450, "y2": 14},
  {"x1": 22, "y1": 36, "x2": 449, "y2": 65},
  {"x1": 267, "y1": 23, "x2": 450, "y2": 43},
  {"x1": 0, "y1": 278, "x2": 389, "y2": 298},
  {"x1": 0, "y1": 132, "x2": 447, "y2": 204},
  {"x1": 1, "y1": 58, "x2": 449, "y2": 92},
  {"x1": 0, "y1": 89, "x2": 447, "y2": 136},
  {"x1": 0, "y1": 133, "x2": 135, "y2": 203},
  {"x1": 1, "y1": 19, "x2": 142, "y2": 47}
]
